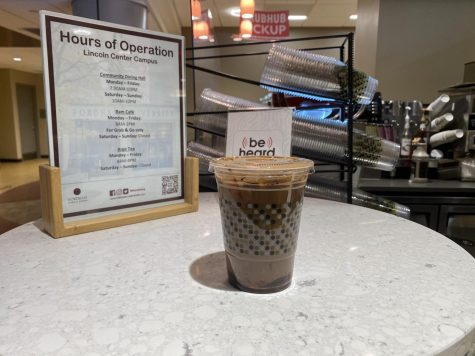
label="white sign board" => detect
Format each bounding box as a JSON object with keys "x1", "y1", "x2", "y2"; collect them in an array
[
  {"x1": 225, "y1": 108, "x2": 292, "y2": 157},
  {"x1": 40, "y1": 11, "x2": 185, "y2": 221}
]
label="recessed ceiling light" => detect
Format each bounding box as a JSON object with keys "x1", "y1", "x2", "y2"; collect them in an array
[
  {"x1": 74, "y1": 29, "x2": 91, "y2": 35},
  {"x1": 13, "y1": 57, "x2": 22, "y2": 62},
  {"x1": 230, "y1": 9, "x2": 307, "y2": 21},
  {"x1": 349, "y1": 14, "x2": 358, "y2": 20},
  {"x1": 288, "y1": 15, "x2": 307, "y2": 21},
  {"x1": 230, "y1": 8, "x2": 241, "y2": 17}
]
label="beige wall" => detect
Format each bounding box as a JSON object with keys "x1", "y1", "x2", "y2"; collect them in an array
[
  {"x1": 35, "y1": 74, "x2": 48, "y2": 156},
  {"x1": 0, "y1": 69, "x2": 47, "y2": 160},
  {"x1": 356, "y1": 0, "x2": 475, "y2": 102},
  {"x1": 354, "y1": 0, "x2": 380, "y2": 77},
  {"x1": 0, "y1": 70, "x2": 20, "y2": 159}
]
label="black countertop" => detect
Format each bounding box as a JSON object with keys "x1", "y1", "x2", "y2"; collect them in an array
[{"x1": 358, "y1": 178, "x2": 475, "y2": 195}]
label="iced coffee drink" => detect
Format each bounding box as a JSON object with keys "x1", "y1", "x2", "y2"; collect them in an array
[{"x1": 209, "y1": 156, "x2": 314, "y2": 293}]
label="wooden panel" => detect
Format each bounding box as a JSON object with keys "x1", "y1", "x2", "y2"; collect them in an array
[
  {"x1": 39, "y1": 163, "x2": 65, "y2": 237},
  {"x1": 184, "y1": 155, "x2": 199, "y2": 209}
]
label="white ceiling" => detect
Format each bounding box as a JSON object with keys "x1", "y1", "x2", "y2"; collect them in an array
[
  {"x1": 172, "y1": 0, "x2": 357, "y2": 28},
  {"x1": 0, "y1": 0, "x2": 71, "y2": 39},
  {"x1": 0, "y1": 0, "x2": 357, "y2": 73},
  {"x1": 152, "y1": 0, "x2": 357, "y2": 34}
]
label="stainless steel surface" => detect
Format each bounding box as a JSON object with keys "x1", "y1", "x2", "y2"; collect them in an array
[
  {"x1": 460, "y1": 157, "x2": 475, "y2": 181},
  {"x1": 382, "y1": 100, "x2": 421, "y2": 140}
]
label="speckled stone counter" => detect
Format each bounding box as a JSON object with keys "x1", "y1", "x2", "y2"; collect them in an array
[{"x1": 1, "y1": 193, "x2": 475, "y2": 356}]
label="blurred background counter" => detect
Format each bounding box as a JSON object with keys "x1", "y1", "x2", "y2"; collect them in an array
[{"x1": 358, "y1": 178, "x2": 475, "y2": 257}]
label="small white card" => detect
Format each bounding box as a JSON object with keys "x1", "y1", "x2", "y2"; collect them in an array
[{"x1": 225, "y1": 108, "x2": 292, "y2": 157}]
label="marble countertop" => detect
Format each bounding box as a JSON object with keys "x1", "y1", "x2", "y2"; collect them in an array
[{"x1": 1, "y1": 193, "x2": 475, "y2": 356}]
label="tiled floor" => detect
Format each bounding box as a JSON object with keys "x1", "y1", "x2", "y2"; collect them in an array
[{"x1": 0, "y1": 158, "x2": 48, "y2": 234}]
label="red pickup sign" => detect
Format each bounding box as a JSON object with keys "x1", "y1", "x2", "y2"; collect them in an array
[{"x1": 252, "y1": 10, "x2": 289, "y2": 38}]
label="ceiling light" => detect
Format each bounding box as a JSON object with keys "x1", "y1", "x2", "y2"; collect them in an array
[
  {"x1": 240, "y1": 0, "x2": 255, "y2": 19},
  {"x1": 193, "y1": 20, "x2": 209, "y2": 40},
  {"x1": 73, "y1": 29, "x2": 91, "y2": 36},
  {"x1": 13, "y1": 57, "x2": 22, "y2": 62},
  {"x1": 230, "y1": 8, "x2": 241, "y2": 17},
  {"x1": 192, "y1": 0, "x2": 201, "y2": 20},
  {"x1": 240, "y1": 19, "x2": 253, "y2": 39},
  {"x1": 288, "y1": 15, "x2": 307, "y2": 21},
  {"x1": 349, "y1": 14, "x2": 358, "y2": 20},
  {"x1": 230, "y1": 8, "x2": 307, "y2": 21}
]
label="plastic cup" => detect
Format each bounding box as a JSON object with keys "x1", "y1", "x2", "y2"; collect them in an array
[
  {"x1": 430, "y1": 113, "x2": 454, "y2": 132},
  {"x1": 209, "y1": 156, "x2": 314, "y2": 293},
  {"x1": 427, "y1": 94, "x2": 450, "y2": 116},
  {"x1": 260, "y1": 44, "x2": 379, "y2": 104}
]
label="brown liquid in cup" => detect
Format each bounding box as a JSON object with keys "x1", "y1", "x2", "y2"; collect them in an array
[
  {"x1": 212, "y1": 158, "x2": 310, "y2": 293},
  {"x1": 218, "y1": 185, "x2": 305, "y2": 293}
]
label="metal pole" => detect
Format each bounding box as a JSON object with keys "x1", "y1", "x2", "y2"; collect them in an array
[
  {"x1": 347, "y1": 33, "x2": 354, "y2": 204},
  {"x1": 339, "y1": 44, "x2": 345, "y2": 182},
  {"x1": 185, "y1": 34, "x2": 349, "y2": 51},
  {"x1": 188, "y1": 1, "x2": 197, "y2": 110}
]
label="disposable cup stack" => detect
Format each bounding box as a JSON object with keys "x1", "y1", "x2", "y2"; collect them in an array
[
  {"x1": 194, "y1": 89, "x2": 400, "y2": 171},
  {"x1": 187, "y1": 142, "x2": 410, "y2": 219},
  {"x1": 260, "y1": 44, "x2": 379, "y2": 105}
]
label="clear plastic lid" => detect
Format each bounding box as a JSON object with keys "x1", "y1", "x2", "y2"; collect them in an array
[{"x1": 209, "y1": 156, "x2": 314, "y2": 174}]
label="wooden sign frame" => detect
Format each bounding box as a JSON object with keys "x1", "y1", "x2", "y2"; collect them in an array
[
  {"x1": 38, "y1": 12, "x2": 199, "y2": 238},
  {"x1": 40, "y1": 157, "x2": 198, "y2": 238}
]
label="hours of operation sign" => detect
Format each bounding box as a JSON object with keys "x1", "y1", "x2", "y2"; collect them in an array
[{"x1": 40, "y1": 11, "x2": 185, "y2": 221}]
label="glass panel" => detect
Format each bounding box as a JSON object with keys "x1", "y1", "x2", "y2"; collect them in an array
[
  {"x1": 410, "y1": 213, "x2": 429, "y2": 227},
  {"x1": 447, "y1": 215, "x2": 475, "y2": 242}
]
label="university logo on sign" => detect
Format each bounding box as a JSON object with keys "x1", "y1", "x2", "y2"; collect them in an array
[{"x1": 252, "y1": 10, "x2": 289, "y2": 39}]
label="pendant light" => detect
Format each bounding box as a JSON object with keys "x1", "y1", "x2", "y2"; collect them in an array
[
  {"x1": 193, "y1": 20, "x2": 209, "y2": 40},
  {"x1": 240, "y1": 19, "x2": 252, "y2": 39},
  {"x1": 240, "y1": 0, "x2": 255, "y2": 19},
  {"x1": 191, "y1": 0, "x2": 201, "y2": 20}
]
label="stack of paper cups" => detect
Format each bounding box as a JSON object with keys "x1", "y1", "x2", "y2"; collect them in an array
[
  {"x1": 429, "y1": 129, "x2": 464, "y2": 148},
  {"x1": 430, "y1": 113, "x2": 454, "y2": 132},
  {"x1": 427, "y1": 94, "x2": 450, "y2": 116}
]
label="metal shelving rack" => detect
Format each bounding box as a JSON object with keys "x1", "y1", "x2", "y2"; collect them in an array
[{"x1": 185, "y1": 33, "x2": 356, "y2": 204}]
